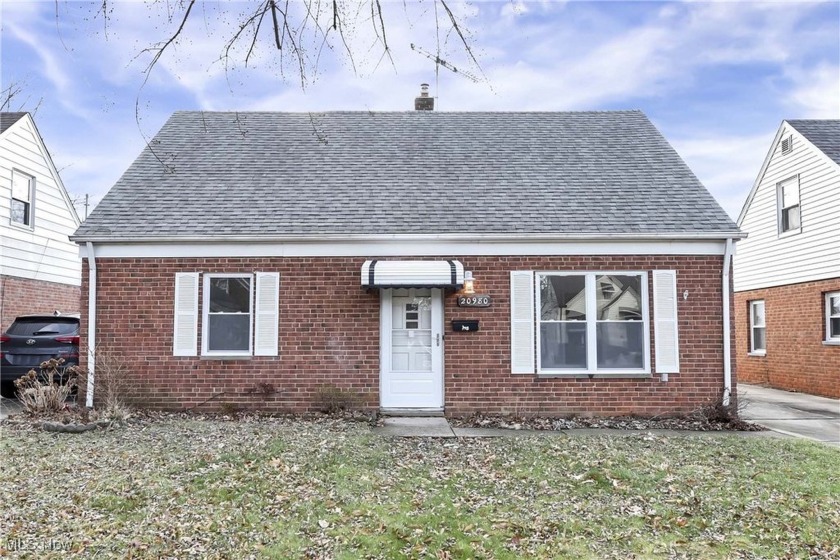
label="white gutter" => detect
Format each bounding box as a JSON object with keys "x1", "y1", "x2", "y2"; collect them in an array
[
  {"x1": 722, "y1": 238, "x2": 734, "y2": 407},
  {"x1": 85, "y1": 242, "x2": 97, "y2": 408},
  {"x1": 69, "y1": 231, "x2": 748, "y2": 244}
]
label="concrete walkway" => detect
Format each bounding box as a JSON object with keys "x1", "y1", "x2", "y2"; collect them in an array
[
  {"x1": 375, "y1": 385, "x2": 839, "y2": 445},
  {"x1": 739, "y1": 383, "x2": 840, "y2": 446}
]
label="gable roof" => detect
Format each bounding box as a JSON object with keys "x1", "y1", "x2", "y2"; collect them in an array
[
  {"x1": 737, "y1": 119, "x2": 840, "y2": 226},
  {"x1": 1, "y1": 112, "x2": 81, "y2": 228},
  {"x1": 0, "y1": 112, "x2": 27, "y2": 135},
  {"x1": 72, "y1": 110, "x2": 739, "y2": 242},
  {"x1": 788, "y1": 120, "x2": 840, "y2": 165}
]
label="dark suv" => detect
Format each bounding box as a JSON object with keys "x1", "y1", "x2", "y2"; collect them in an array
[{"x1": 0, "y1": 314, "x2": 80, "y2": 391}]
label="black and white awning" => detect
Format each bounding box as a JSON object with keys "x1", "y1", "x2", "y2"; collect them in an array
[{"x1": 361, "y1": 260, "x2": 464, "y2": 289}]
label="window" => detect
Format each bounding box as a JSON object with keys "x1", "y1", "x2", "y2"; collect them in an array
[
  {"x1": 203, "y1": 275, "x2": 253, "y2": 355},
  {"x1": 174, "y1": 272, "x2": 279, "y2": 357},
  {"x1": 10, "y1": 170, "x2": 34, "y2": 227},
  {"x1": 777, "y1": 176, "x2": 801, "y2": 234},
  {"x1": 537, "y1": 272, "x2": 648, "y2": 373},
  {"x1": 826, "y1": 292, "x2": 840, "y2": 343},
  {"x1": 749, "y1": 300, "x2": 766, "y2": 354}
]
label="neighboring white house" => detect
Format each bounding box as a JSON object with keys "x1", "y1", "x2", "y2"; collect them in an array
[
  {"x1": 0, "y1": 112, "x2": 81, "y2": 330},
  {"x1": 734, "y1": 119, "x2": 840, "y2": 398}
]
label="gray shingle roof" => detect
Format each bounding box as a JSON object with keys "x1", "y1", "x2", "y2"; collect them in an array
[
  {"x1": 788, "y1": 120, "x2": 840, "y2": 166},
  {"x1": 73, "y1": 110, "x2": 739, "y2": 240},
  {"x1": 0, "y1": 112, "x2": 27, "y2": 135}
]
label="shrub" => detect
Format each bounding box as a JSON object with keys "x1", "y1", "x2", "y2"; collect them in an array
[
  {"x1": 14, "y1": 358, "x2": 78, "y2": 414},
  {"x1": 315, "y1": 384, "x2": 360, "y2": 413},
  {"x1": 71, "y1": 346, "x2": 132, "y2": 421}
]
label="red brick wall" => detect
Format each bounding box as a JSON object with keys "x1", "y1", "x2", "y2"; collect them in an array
[
  {"x1": 80, "y1": 255, "x2": 733, "y2": 416},
  {"x1": 735, "y1": 277, "x2": 840, "y2": 398},
  {"x1": 0, "y1": 275, "x2": 81, "y2": 331}
]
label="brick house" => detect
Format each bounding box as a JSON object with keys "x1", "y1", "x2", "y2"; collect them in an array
[
  {"x1": 734, "y1": 120, "x2": 840, "y2": 398},
  {"x1": 71, "y1": 109, "x2": 743, "y2": 415},
  {"x1": 0, "y1": 112, "x2": 81, "y2": 332}
]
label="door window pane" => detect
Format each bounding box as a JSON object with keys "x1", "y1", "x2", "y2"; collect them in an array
[{"x1": 391, "y1": 293, "x2": 432, "y2": 372}]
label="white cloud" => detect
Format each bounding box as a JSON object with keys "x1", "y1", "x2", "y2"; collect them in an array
[
  {"x1": 671, "y1": 133, "x2": 775, "y2": 220},
  {"x1": 786, "y1": 63, "x2": 840, "y2": 118},
  {"x1": 5, "y1": 21, "x2": 71, "y2": 95}
]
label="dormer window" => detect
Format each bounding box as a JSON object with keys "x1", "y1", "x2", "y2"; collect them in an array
[
  {"x1": 777, "y1": 176, "x2": 801, "y2": 234},
  {"x1": 10, "y1": 169, "x2": 34, "y2": 227}
]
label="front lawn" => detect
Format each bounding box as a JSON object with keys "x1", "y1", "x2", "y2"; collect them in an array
[{"x1": 1, "y1": 417, "x2": 838, "y2": 559}]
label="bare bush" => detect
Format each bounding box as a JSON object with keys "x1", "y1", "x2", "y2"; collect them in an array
[
  {"x1": 315, "y1": 384, "x2": 360, "y2": 413},
  {"x1": 72, "y1": 346, "x2": 133, "y2": 421},
  {"x1": 13, "y1": 358, "x2": 78, "y2": 414}
]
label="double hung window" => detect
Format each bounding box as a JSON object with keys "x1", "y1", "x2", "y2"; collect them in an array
[
  {"x1": 777, "y1": 176, "x2": 801, "y2": 234},
  {"x1": 173, "y1": 272, "x2": 279, "y2": 357},
  {"x1": 826, "y1": 292, "x2": 840, "y2": 343},
  {"x1": 749, "y1": 300, "x2": 766, "y2": 354},
  {"x1": 11, "y1": 170, "x2": 34, "y2": 227}
]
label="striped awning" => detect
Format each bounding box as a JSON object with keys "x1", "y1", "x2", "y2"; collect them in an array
[{"x1": 361, "y1": 260, "x2": 464, "y2": 289}]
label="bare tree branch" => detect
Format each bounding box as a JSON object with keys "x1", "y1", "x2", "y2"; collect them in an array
[
  {"x1": 139, "y1": 0, "x2": 197, "y2": 87},
  {"x1": 269, "y1": 0, "x2": 282, "y2": 50},
  {"x1": 438, "y1": 0, "x2": 484, "y2": 78}
]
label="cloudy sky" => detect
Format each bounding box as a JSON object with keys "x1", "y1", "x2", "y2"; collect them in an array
[{"x1": 2, "y1": 0, "x2": 838, "y2": 221}]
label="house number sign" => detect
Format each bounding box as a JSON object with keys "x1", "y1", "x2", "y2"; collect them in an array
[{"x1": 457, "y1": 295, "x2": 491, "y2": 308}]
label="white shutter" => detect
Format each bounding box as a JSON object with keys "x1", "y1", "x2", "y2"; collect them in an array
[
  {"x1": 653, "y1": 270, "x2": 680, "y2": 373},
  {"x1": 510, "y1": 271, "x2": 535, "y2": 374},
  {"x1": 254, "y1": 272, "x2": 280, "y2": 356},
  {"x1": 173, "y1": 272, "x2": 199, "y2": 356}
]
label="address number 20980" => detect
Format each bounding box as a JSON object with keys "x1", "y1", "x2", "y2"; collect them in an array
[{"x1": 457, "y1": 295, "x2": 491, "y2": 307}]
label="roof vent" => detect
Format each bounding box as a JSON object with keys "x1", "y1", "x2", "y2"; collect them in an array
[
  {"x1": 414, "y1": 83, "x2": 434, "y2": 111},
  {"x1": 781, "y1": 135, "x2": 793, "y2": 155}
]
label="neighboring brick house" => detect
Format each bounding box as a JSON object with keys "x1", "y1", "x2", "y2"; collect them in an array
[
  {"x1": 71, "y1": 109, "x2": 743, "y2": 415},
  {"x1": 0, "y1": 112, "x2": 81, "y2": 332},
  {"x1": 734, "y1": 120, "x2": 840, "y2": 398}
]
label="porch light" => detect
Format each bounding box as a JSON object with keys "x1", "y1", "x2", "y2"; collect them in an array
[{"x1": 463, "y1": 271, "x2": 475, "y2": 294}]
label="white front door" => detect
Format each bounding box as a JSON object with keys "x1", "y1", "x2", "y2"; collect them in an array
[{"x1": 380, "y1": 288, "x2": 444, "y2": 409}]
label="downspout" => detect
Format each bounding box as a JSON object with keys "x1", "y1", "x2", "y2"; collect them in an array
[
  {"x1": 85, "y1": 242, "x2": 97, "y2": 408},
  {"x1": 722, "y1": 238, "x2": 734, "y2": 407}
]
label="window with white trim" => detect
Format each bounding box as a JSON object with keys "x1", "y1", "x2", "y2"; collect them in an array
[
  {"x1": 749, "y1": 300, "x2": 766, "y2": 354},
  {"x1": 172, "y1": 272, "x2": 280, "y2": 357},
  {"x1": 10, "y1": 169, "x2": 34, "y2": 227},
  {"x1": 203, "y1": 274, "x2": 253, "y2": 355},
  {"x1": 777, "y1": 176, "x2": 800, "y2": 234},
  {"x1": 826, "y1": 292, "x2": 840, "y2": 343},
  {"x1": 536, "y1": 272, "x2": 648, "y2": 373}
]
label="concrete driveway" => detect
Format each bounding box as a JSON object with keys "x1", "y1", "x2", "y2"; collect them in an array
[
  {"x1": 0, "y1": 396, "x2": 22, "y2": 421},
  {"x1": 739, "y1": 383, "x2": 840, "y2": 446}
]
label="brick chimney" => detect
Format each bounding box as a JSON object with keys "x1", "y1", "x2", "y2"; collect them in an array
[{"x1": 414, "y1": 83, "x2": 434, "y2": 111}]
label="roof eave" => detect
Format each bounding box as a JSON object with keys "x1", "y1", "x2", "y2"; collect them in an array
[{"x1": 71, "y1": 231, "x2": 746, "y2": 244}]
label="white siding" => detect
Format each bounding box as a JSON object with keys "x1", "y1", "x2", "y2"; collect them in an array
[
  {"x1": 0, "y1": 115, "x2": 81, "y2": 286},
  {"x1": 734, "y1": 122, "x2": 840, "y2": 292}
]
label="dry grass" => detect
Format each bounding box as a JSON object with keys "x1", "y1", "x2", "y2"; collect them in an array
[{"x1": 1, "y1": 416, "x2": 838, "y2": 558}]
